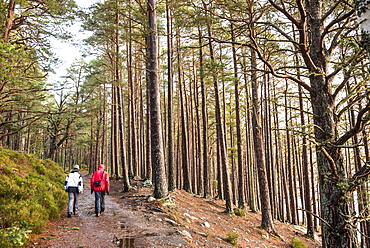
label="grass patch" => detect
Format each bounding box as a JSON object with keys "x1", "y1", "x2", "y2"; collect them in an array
[
  {"x1": 225, "y1": 232, "x2": 239, "y2": 245},
  {"x1": 290, "y1": 237, "x2": 308, "y2": 248},
  {"x1": 0, "y1": 148, "x2": 67, "y2": 247},
  {"x1": 233, "y1": 208, "x2": 246, "y2": 217}
]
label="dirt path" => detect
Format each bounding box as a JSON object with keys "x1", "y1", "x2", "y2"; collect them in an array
[
  {"x1": 28, "y1": 172, "x2": 188, "y2": 248},
  {"x1": 28, "y1": 172, "x2": 322, "y2": 248}
]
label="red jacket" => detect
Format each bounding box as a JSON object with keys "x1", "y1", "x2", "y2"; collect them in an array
[{"x1": 91, "y1": 165, "x2": 110, "y2": 192}]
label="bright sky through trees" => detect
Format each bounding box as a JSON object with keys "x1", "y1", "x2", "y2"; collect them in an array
[{"x1": 47, "y1": 0, "x2": 100, "y2": 85}]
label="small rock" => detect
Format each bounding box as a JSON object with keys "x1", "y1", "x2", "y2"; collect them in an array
[
  {"x1": 183, "y1": 218, "x2": 191, "y2": 223},
  {"x1": 262, "y1": 233, "x2": 269, "y2": 239},
  {"x1": 164, "y1": 218, "x2": 179, "y2": 226},
  {"x1": 162, "y1": 201, "x2": 175, "y2": 208},
  {"x1": 147, "y1": 196, "x2": 156, "y2": 202},
  {"x1": 294, "y1": 225, "x2": 307, "y2": 233},
  {"x1": 197, "y1": 232, "x2": 208, "y2": 237},
  {"x1": 184, "y1": 213, "x2": 198, "y2": 220},
  {"x1": 178, "y1": 230, "x2": 192, "y2": 240},
  {"x1": 143, "y1": 180, "x2": 152, "y2": 187}
]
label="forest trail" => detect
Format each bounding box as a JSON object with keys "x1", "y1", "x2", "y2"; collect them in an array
[
  {"x1": 28, "y1": 172, "x2": 321, "y2": 248},
  {"x1": 28, "y1": 172, "x2": 188, "y2": 248}
]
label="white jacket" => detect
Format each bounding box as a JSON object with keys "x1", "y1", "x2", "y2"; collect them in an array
[{"x1": 65, "y1": 171, "x2": 83, "y2": 192}]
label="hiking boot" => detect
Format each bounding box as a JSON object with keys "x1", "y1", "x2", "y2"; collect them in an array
[
  {"x1": 95, "y1": 212, "x2": 100, "y2": 217},
  {"x1": 67, "y1": 212, "x2": 72, "y2": 217}
]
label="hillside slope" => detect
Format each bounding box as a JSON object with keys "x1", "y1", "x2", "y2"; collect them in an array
[{"x1": 0, "y1": 148, "x2": 67, "y2": 247}]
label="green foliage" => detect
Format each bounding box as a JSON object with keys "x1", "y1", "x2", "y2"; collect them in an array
[
  {"x1": 233, "y1": 208, "x2": 246, "y2": 217},
  {"x1": 225, "y1": 232, "x2": 239, "y2": 245},
  {"x1": 0, "y1": 41, "x2": 50, "y2": 141},
  {"x1": 0, "y1": 221, "x2": 32, "y2": 248},
  {"x1": 0, "y1": 148, "x2": 67, "y2": 247},
  {"x1": 356, "y1": 0, "x2": 370, "y2": 15},
  {"x1": 290, "y1": 237, "x2": 308, "y2": 248}
]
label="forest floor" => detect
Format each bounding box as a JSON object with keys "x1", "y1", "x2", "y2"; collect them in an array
[{"x1": 28, "y1": 172, "x2": 322, "y2": 248}]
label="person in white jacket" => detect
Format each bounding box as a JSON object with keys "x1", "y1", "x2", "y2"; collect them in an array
[{"x1": 64, "y1": 165, "x2": 83, "y2": 217}]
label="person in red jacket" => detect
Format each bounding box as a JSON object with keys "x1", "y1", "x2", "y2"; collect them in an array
[{"x1": 90, "y1": 164, "x2": 110, "y2": 217}]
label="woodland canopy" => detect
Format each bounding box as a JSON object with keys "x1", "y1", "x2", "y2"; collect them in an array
[{"x1": 1, "y1": 0, "x2": 370, "y2": 247}]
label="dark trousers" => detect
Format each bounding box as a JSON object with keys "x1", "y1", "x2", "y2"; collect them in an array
[{"x1": 94, "y1": 191, "x2": 105, "y2": 214}]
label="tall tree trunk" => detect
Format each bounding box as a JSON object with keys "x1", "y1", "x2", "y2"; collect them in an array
[
  {"x1": 188, "y1": 76, "x2": 197, "y2": 194},
  {"x1": 231, "y1": 22, "x2": 245, "y2": 210},
  {"x1": 177, "y1": 35, "x2": 191, "y2": 192},
  {"x1": 311, "y1": 87, "x2": 357, "y2": 248},
  {"x1": 284, "y1": 81, "x2": 297, "y2": 225},
  {"x1": 101, "y1": 83, "x2": 108, "y2": 172},
  {"x1": 114, "y1": 1, "x2": 130, "y2": 188},
  {"x1": 147, "y1": 0, "x2": 168, "y2": 198},
  {"x1": 125, "y1": 0, "x2": 132, "y2": 177},
  {"x1": 193, "y1": 52, "x2": 203, "y2": 196},
  {"x1": 242, "y1": 50, "x2": 258, "y2": 212},
  {"x1": 145, "y1": 59, "x2": 152, "y2": 182},
  {"x1": 127, "y1": 7, "x2": 136, "y2": 177},
  {"x1": 117, "y1": 84, "x2": 130, "y2": 190},
  {"x1": 111, "y1": 80, "x2": 119, "y2": 175},
  {"x1": 263, "y1": 74, "x2": 278, "y2": 221},
  {"x1": 207, "y1": 25, "x2": 233, "y2": 213},
  {"x1": 250, "y1": 45, "x2": 275, "y2": 233},
  {"x1": 308, "y1": 1, "x2": 356, "y2": 246},
  {"x1": 166, "y1": 0, "x2": 175, "y2": 192},
  {"x1": 298, "y1": 84, "x2": 315, "y2": 238},
  {"x1": 198, "y1": 27, "x2": 210, "y2": 198}
]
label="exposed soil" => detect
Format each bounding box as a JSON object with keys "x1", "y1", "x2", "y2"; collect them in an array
[{"x1": 29, "y1": 173, "x2": 321, "y2": 248}]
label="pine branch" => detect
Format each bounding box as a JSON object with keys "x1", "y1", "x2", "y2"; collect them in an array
[{"x1": 347, "y1": 162, "x2": 370, "y2": 193}]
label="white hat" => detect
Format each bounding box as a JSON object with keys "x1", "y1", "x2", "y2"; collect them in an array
[{"x1": 73, "y1": 165, "x2": 79, "y2": 170}]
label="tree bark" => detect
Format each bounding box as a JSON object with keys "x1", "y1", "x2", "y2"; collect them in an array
[
  {"x1": 298, "y1": 84, "x2": 315, "y2": 238},
  {"x1": 207, "y1": 26, "x2": 233, "y2": 213},
  {"x1": 284, "y1": 81, "x2": 297, "y2": 225},
  {"x1": 250, "y1": 45, "x2": 275, "y2": 233},
  {"x1": 166, "y1": 0, "x2": 175, "y2": 192},
  {"x1": 231, "y1": 22, "x2": 246, "y2": 210},
  {"x1": 147, "y1": 0, "x2": 168, "y2": 198},
  {"x1": 3, "y1": 0, "x2": 15, "y2": 43},
  {"x1": 307, "y1": 1, "x2": 356, "y2": 246},
  {"x1": 198, "y1": 27, "x2": 211, "y2": 198},
  {"x1": 177, "y1": 37, "x2": 191, "y2": 193}
]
